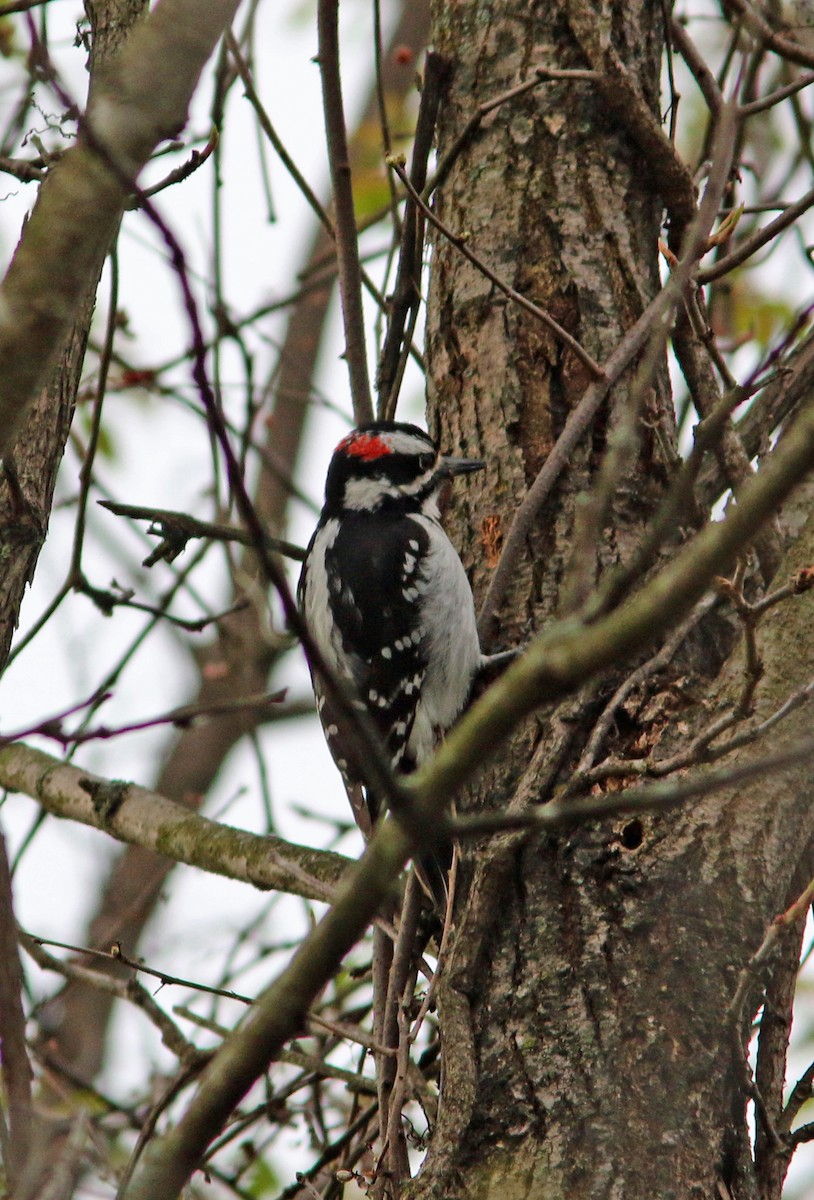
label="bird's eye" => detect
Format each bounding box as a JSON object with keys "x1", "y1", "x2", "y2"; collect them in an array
[{"x1": 419, "y1": 452, "x2": 435, "y2": 471}]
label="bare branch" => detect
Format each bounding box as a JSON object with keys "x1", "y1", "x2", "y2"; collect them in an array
[
  {"x1": 388, "y1": 156, "x2": 605, "y2": 382},
  {"x1": 316, "y1": 0, "x2": 373, "y2": 424},
  {"x1": 430, "y1": 371, "x2": 814, "y2": 809},
  {"x1": 377, "y1": 51, "x2": 451, "y2": 417},
  {"x1": 478, "y1": 98, "x2": 740, "y2": 640},
  {"x1": 121, "y1": 817, "x2": 413, "y2": 1199},
  {"x1": 567, "y1": 1, "x2": 697, "y2": 242},
  {"x1": 670, "y1": 19, "x2": 724, "y2": 117},
  {"x1": 26, "y1": 934, "x2": 254, "y2": 1007},
  {"x1": 21, "y1": 932, "x2": 204, "y2": 1065},
  {"x1": 697, "y1": 184, "x2": 814, "y2": 284},
  {"x1": 724, "y1": 0, "x2": 814, "y2": 71},
  {"x1": 98, "y1": 498, "x2": 306, "y2": 562},
  {"x1": 0, "y1": 0, "x2": 243, "y2": 460},
  {"x1": 448, "y1": 735, "x2": 814, "y2": 837}
]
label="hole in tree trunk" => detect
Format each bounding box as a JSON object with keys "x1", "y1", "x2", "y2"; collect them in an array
[{"x1": 620, "y1": 819, "x2": 644, "y2": 850}]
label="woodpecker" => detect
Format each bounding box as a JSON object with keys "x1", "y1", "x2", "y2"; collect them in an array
[{"x1": 298, "y1": 420, "x2": 484, "y2": 842}]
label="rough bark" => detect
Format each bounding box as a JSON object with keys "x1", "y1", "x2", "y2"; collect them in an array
[
  {"x1": 427, "y1": 0, "x2": 675, "y2": 649},
  {"x1": 411, "y1": 1, "x2": 814, "y2": 1196}
]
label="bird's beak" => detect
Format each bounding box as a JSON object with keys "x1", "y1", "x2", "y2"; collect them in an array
[{"x1": 440, "y1": 454, "x2": 485, "y2": 477}]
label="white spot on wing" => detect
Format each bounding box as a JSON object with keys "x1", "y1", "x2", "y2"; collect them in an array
[{"x1": 404, "y1": 513, "x2": 481, "y2": 766}]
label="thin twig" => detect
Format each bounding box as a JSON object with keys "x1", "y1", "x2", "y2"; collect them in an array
[
  {"x1": 671, "y1": 284, "x2": 784, "y2": 585},
  {"x1": 448, "y1": 733, "x2": 814, "y2": 838},
  {"x1": 670, "y1": 19, "x2": 724, "y2": 116},
  {"x1": 716, "y1": 566, "x2": 764, "y2": 718},
  {"x1": 115, "y1": 1063, "x2": 205, "y2": 1200},
  {"x1": 371, "y1": 0, "x2": 400, "y2": 235},
  {"x1": 227, "y1": 31, "x2": 397, "y2": 352},
  {"x1": 98, "y1": 499, "x2": 306, "y2": 562},
  {"x1": 376, "y1": 873, "x2": 422, "y2": 1186},
  {"x1": 558, "y1": 291, "x2": 682, "y2": 615},
  {"x1": 697, "y1": 183, "x2": 814, "y2": 283},
  {"x1": 562, "y1": 98, "x2": 745, "y2": 627},
  {"x1": 477, "y1": 97, "x2": 739, "y2": 639},
  {"x1": 725, "y1": 0, "x2": 814, "y2": 71},
  {"x1": 273, "y1": 1102, "x2": 379, "y2": 1200},
  {"x1": 577, "y1": 655, "x2": 814, "y2": 789},
  {"x1": 388, "y1": 156, "x2": 605, "y2": 382},
  {"x1": 410, "y1": 851, "x2": 457, "y2": 1040},
  {"x1": 753, "y1": 912, "x2": 802, "y2": 1188},
  {"x1": 566, "y1": 8, "x2": 696, "y2": 242},
  {"x1": 566, "y1": 596, "x2": 717, "y2": 787},
  {"x1": 226, "y1": 32, "x2": 332, "y2": 239},
  {"x1": 428, "y1": 66, "x2": 600, "y2": 200},
  {"x1": 127, "y1": 129, "x2": 218, "y2": 206},
  {"x1": 726, "y1": 874, "x2": 814, "y2": 1153},
  {"x1": 377, "y1": 52, "x2": 450, "y2": 416},
  {"x1": 317, "y1": 0, "x2": 373, "y2": 423},
  {"x1": 783, "y1": 1059, "x2": 814, "y2": 1134},
  {"x1": 0, "y1": 688, "x2": 288, "y2": 748},
  {"x1": 739, "y1": 68, "x2": 814, "y2": 116},
  {"x1": 70, "y1": 247, "x2": 119, "y2": 585},
  {"x1": 21, "y1": 932, "x2": 205, "y2": 1065}
]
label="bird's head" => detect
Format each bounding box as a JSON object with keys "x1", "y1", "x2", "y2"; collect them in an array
[{"x1": 324, "y1": 421, "x2": 483, "y2": 515}]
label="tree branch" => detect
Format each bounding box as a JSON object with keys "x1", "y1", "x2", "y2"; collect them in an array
[
  {"x1": 477, "y1": 96, "x2": 739, "y2": 639},
  {"x1": 316, "y1": 0, "x2": 373, "y2": 424},
  {"x1": 97, "y1": 498, "x2": 306, "y2": 563},
  {"x1": 0, "y1": 0, "x2": 242, "y2": 461},
  {"x1": 426, "y1": 375, "x2": 814, "y2": 810},
  {"x1": 447, "y1": 733, "x2": 814, "y2": 837},
  {"x1": 0, "y1": 743, "x2": 351, "y2": 902},
  {"x1": 122, "y1": 816, "x2": 412, "y2": 1199},
  {"x1": 389, "y1": 156, "x2": 604, "y2": 381}
]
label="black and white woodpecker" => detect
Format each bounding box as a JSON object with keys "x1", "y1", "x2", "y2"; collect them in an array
[{"x1": 298, "y1": 420, "x2": 485, "y2": 850}]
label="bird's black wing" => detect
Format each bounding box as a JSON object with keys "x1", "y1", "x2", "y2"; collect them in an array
[{"x1": 325, "y1": 511, "x2": 430, "y2": 774}]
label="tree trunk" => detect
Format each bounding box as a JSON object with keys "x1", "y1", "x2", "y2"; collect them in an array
[{"x1": 415, "y1": 1, "x2": 814, "y2": 1196}]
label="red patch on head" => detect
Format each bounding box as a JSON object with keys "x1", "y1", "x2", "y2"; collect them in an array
[{"x1": 338, "y1": 432, "x2": 392, "y2": 461}]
